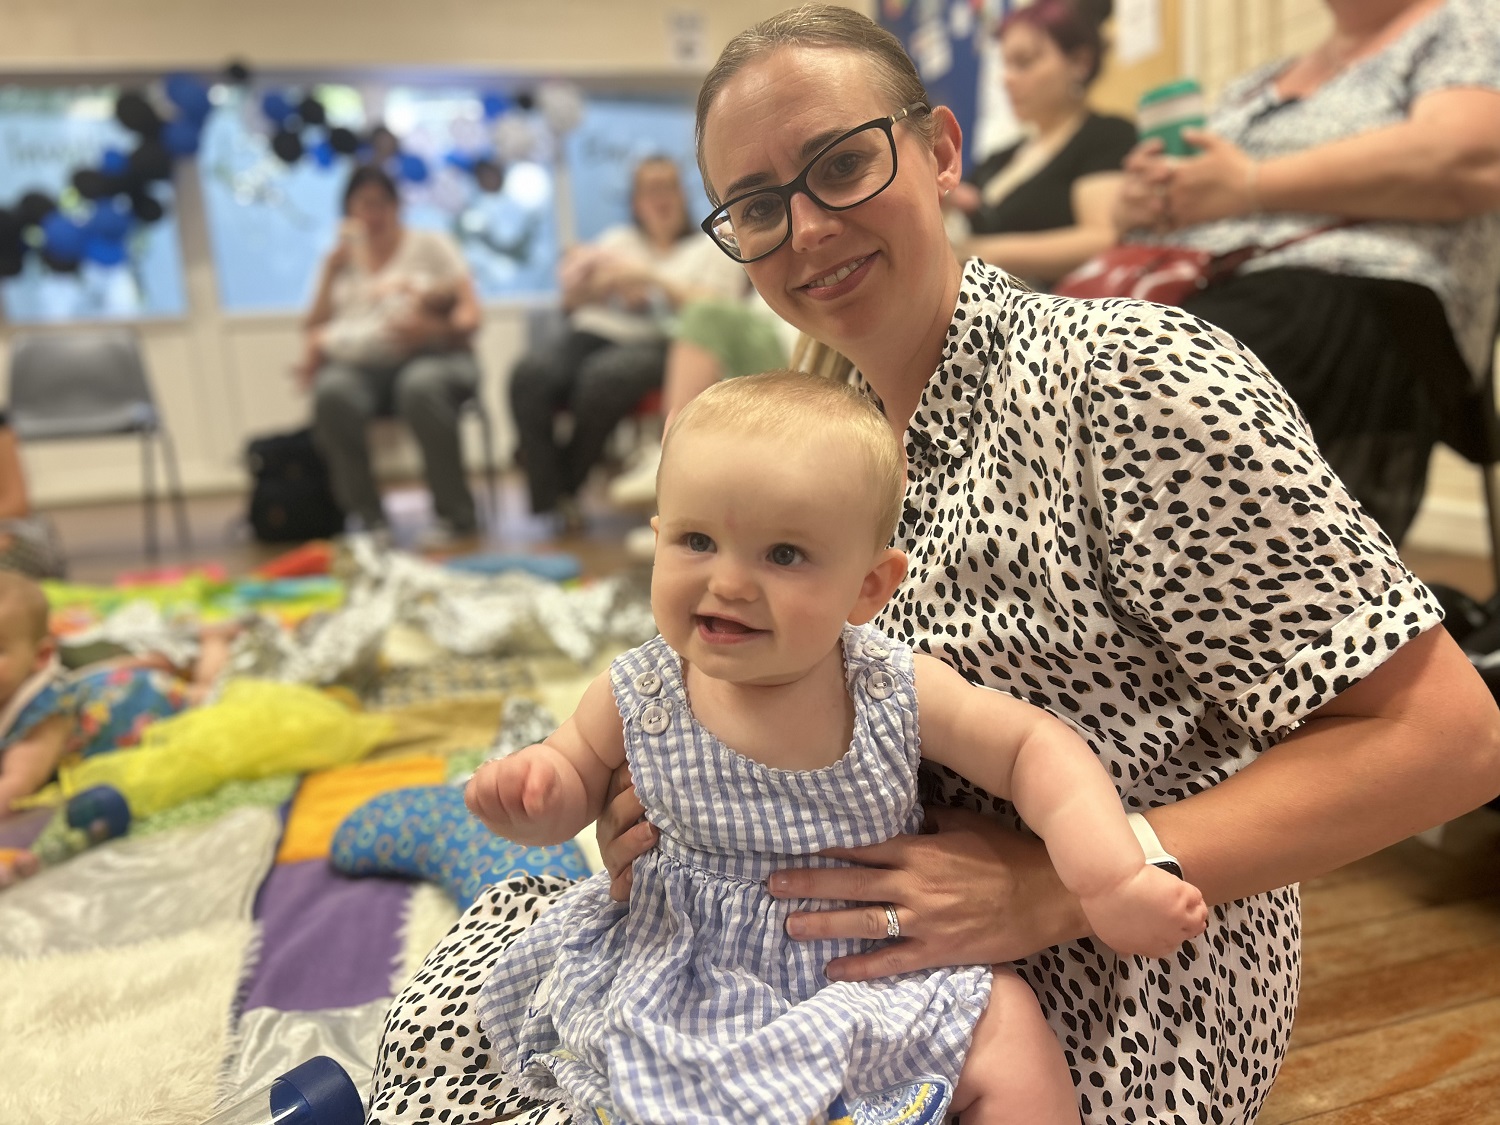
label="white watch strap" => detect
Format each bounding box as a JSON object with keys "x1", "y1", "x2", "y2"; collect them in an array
[{"x1": 1127, "y1": 812, "x2": 1182, "y2": 877}]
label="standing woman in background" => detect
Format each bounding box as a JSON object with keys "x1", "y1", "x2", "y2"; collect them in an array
[{"x1": 950, "y1": 0, "x2": 1136, "y2": 288}]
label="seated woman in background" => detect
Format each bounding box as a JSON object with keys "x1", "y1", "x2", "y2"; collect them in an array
[
  {"x1": 0, "y1": 413, "x2": 65, "y2": 580},
  {"x1": 1115, "y1": 0, "x2": 1500, "y2": 546},
  {"x1": 508, "y1": 156, "x2": 746, "y2": 532},
  {"x1": 302, "y1": 165, "x2": 485, "y2": 544},
  {"x1": 949, "y1": 0, "x2": 1136, "y2": 289}
]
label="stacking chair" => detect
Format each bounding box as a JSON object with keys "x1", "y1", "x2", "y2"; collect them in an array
[{"x1": 7, "y1": 330, "x2": 191, "y2": 562}]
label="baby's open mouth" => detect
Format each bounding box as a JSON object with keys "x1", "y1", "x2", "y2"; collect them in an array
[{"x1": 697, "y1": 615, "x2": 759, "y2": 635}]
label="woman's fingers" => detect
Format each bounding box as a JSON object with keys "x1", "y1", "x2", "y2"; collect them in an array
[{"x1": 595, "y1": 765, "x2": 656, "y2": 901}]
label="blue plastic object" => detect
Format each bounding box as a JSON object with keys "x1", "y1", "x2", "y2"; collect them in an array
[
  {"x1": 65, "y1": 785, "x2": 132, "y2": 840},
  {"x1": 199, "y1": 1055, "x2": 362, "y2": 1124}
]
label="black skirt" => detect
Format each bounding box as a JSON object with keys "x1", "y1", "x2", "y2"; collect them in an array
[{"x1": 1182, "y1": 267, "x2": 1487, "y2": 546}]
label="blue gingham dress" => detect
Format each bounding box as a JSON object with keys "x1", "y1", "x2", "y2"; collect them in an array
[{"x1": 476, "y1": 623, "x2": 992, "y2": 1124}]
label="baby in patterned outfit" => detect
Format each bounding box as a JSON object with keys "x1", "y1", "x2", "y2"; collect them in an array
[
  {"x1": 466, "y1": 370, "x2": 1208, "y2": 1124},
  {"x1": 0, "y1": 571, "x2": 237, "y2": 882}
]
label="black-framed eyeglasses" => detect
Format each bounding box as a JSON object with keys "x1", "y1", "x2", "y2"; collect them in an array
[{"x1": 701, "y1": 101, "x2": 931, "y2": 264}]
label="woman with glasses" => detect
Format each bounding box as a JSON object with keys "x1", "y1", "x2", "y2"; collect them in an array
[
  {"x1": 364, "y1": 7, "x2": 1500, "y2": 1124},
  {"x1": 948, "y1": 0, "x2": 1136, "y2": 289}
]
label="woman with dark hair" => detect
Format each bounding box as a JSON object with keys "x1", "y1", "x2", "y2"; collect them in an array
[
  {"x1": 507, "y1": 156, "x2": 746, "y2": 530},
  {"x1": 950, "y1": 0, "x2": 1136, "y2": 288},
  {"x1": 301, "y1": 164, "x2": 484, "y2": 542}
]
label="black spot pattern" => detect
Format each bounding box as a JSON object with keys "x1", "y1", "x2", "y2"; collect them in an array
[{"x1": 878, "y1": 260, "x2": 1443, "y2": 1123}]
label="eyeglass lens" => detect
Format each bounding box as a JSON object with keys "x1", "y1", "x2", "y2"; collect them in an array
[{"x1": 708, "y1": 122, "x2": 896, "y2": 262}]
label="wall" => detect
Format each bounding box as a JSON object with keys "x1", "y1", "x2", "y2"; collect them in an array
[{"x1": 0, "y1": 0, "x2": 833, "y2": 507}]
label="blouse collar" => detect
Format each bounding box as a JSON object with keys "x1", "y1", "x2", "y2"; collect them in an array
[{"x1": 903, "y1": 257, "x2": 1014, "y2": 467}]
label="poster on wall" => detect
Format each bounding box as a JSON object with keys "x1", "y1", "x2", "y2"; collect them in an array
[{"x1": 0, "y1": 87, "x2": 188, "y2": 324}]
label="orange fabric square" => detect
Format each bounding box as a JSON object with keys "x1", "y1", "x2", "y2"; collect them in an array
[{"x1": 276, "y1": 754, "x2": 447, "y2": 863}]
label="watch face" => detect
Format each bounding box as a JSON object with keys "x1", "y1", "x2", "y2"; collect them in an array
[{"x1": 1152, "y1": 857, "x2": 1185, "y2": 881}]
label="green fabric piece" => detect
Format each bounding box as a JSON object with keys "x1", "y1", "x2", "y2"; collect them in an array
[{"x1": 133, "y1": 775, "x2": 300, "y2": 838}]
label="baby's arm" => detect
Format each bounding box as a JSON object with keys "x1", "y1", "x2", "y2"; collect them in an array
[
  {"x1": 0, "y1": 715, "x2": 74, "y2": 814},
  {"x1": 464, "y1": 670, "x2": 626, "y2": 846},
  {"x1": 915, "y1": 655, "x2": 1207, "y2": 957}
]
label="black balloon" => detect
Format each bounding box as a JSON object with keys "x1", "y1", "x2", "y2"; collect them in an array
[
  {"x1": 15, "y1": 191, "x2": 56, "y2": 226},
  {"x1": 297, "y1": 96, "x2": 327, "y2": 127},
  {"x1": 115, "y1": 89, "x2": 163, "y2": 137},
  {"x1": 71, "y1": 168, "x2": 115, "y2": 199},
  {"x1": 271, "y1": 129, "x2": 305, "y2": 164},
  {"x1": 127, "y1": 140, "x2": 174, "y2": 182},
  {"x1": 129, "y1": 191, "x2": 166, "y2": 223},
  {"x1": 328, "y1": 126, "x2": 360, "y2": 155},
  {"x1": 224, "y1": 59, "x2": 252, "y2": 85},
  {"x1": 0, "y1": 253, "x2": 24, "y2": 279},
  {"x1": 0, "y1": 208, "x2": 20, "y2": 243},
  {"x1": 515, "y1": 91, "x2": 536, "y2": 111}
]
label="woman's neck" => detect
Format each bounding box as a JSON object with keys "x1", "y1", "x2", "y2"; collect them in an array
[
  {"x1": 1323, "y1": 0, "x2": 1439, "y2": 56},
  {"x1": 852, "y1": 257, "x2": 965, "y2": 432},
  {"x1": 365, "y1": 225, "x2": 402, "y2": 266},
  {"x1": 1026, "y1": 103, "x2": 1088, "y2": 150}
]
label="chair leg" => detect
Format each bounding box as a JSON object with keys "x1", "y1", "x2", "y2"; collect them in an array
[
  {"x1": 480, "y1": 405, "x2": 499, "y2": 528},
  {"x1": 156, "y1": 425, "x2": 193, "y2": 555},
  {"x1": 140, "y1": 431, "x2": 158, "y2": 564},
  {"x1": 1484, "y1": 460, "x2": 1500, "y2": 594}
]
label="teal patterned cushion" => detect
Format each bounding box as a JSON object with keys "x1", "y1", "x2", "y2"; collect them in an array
[{"x1": 330, "y1": 785, "x2": 589, "y2": 909}]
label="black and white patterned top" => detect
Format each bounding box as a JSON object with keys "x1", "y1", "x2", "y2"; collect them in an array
[
  {"x1": 877, "y1": 259, "x2": 1443, "y2": 1124},
  {"x1": 1163, "y1": 0, "x2": 1500, "y2": 377}
]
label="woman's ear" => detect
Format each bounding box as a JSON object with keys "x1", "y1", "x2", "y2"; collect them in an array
[
  {"x1": 848, "y1": 548, "x2": 908, "y2": 626},
  {"x1": 930, "y1": 106, "x2": 965, "y2": 198}
]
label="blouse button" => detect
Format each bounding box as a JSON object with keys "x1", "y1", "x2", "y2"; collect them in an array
[
  {"x1": 633, "y1": 671, "x2": 662, "y2": 696},
  {"x1": 861, "y1": 639, "x2": 890, "y2": 660},
  {"x1": 639, "y1": 702, "x2": 671, "y2": 736},
  {"x1": 863, "y1": 669, "x2": 897, "y2": 701}
]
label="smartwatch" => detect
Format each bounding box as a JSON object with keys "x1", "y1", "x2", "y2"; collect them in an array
[{"x1": 1127, "y1": 813, "x2": 1184, "y2": 880}]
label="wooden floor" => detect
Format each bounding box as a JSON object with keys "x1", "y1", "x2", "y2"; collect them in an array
[{"x1": 37, "y1": 475, "x2": 1500, "y2": 1124}]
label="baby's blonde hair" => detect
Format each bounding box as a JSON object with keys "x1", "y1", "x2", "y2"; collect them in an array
[
  {"x1": 663, "y1": 370, "x2": 904, "y2": 548},
  {"x1": 0, "y1": 570, "x2": 49, "y2": 644}
]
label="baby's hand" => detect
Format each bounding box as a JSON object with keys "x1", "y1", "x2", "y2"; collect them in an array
[
  {"x1": 1080, "y1": 865, "x2": 1209, "y2": 960},
  {"x1": 464, "y1": 750, "x2": 569, "y2": 839}
]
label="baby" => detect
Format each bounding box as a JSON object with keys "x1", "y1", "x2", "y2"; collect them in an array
[
  {"x1": 0, "y1": 571, "x2": 234, "y2": 881},
  {"x1": 466, "y1": 371, "x2": 1209, "y2": 1124}
]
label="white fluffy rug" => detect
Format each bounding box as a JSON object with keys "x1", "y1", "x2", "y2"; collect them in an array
[{"x1": 0, "y1": 920, "x2": 255, "y2": 1125}]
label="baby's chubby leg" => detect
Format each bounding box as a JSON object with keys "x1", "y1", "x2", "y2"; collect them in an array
[{"x1": 949, "y1": 966, "x2": 1078, "y2": 1125}]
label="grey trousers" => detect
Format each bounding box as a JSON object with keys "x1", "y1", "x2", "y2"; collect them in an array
[
  {"x1": 312, "y1": 351, "x2": 479, "y2": 531},
  {"x1": 508, "y1": 329, "x2": 668, "y2": 514}
]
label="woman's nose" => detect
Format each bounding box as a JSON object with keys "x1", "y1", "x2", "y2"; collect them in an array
[{"x1": 787, "y1": 191, "x2": 840, "y2": 254}]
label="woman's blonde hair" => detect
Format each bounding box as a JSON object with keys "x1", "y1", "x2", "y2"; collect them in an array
[
  {"x1": 664, "y1": 369, "x2": 904, "y2": 547},
  {"x1": 694, "y1": 3, "x2": 937, "y2": 206}
]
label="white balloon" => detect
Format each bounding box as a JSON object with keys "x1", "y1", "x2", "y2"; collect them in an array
[
  {"x1": 536, "y1": 81, "x2": 585, "y2": 135},
  {"x1": 493, "y1": 114, "x2": 538, "y2": 162}
]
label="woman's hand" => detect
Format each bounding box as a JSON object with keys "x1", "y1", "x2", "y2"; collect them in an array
[
  {"x1": 596, "y1": 764, "x2": 658, "y2": 901},
  {"x1": 1162, "y1": 130, "x2": 1259, "y2": 227},
  {"x1": 1114, "y1": 138, "x2": 1175, "y2": 234},
  {"x1": 767, "y1": 805, "x2": 1088, "y2": 981},
  {"x1": 946, "y1": 181, "x2": 981, "y2": 216},
  {"x1": 388, "y1": 305, "x2": 453, "y2": 354}
]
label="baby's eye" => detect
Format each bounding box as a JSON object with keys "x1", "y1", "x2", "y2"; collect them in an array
[
  {"x1": 685, "y1": 532, "x2": 714, "y2": 553},
  {"x1": 768, "y1": 544, "x2": 803, "y2": 566}
]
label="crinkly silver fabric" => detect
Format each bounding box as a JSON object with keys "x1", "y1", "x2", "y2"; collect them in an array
[{"x1": 221, "y1": 999, "x2": 389, "y2": 1109}]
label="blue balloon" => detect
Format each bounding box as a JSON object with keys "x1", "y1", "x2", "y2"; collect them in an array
[
  {"x1": 83, "y1": 235, "x2": 128, "y2": 267},
  {"x1": 41, "y1": 212, "x2": 86, "y2": 258},
  {"x1": 311, "y1": 138, "x2": 336, "y2": 168},
  {"x1": 162, "y1": 116, "x2": 201, "y2": 157},
  {"x1": 398, "y1": 153, "x2": 430, "y2": 183},
  {"x1": 100, "y1": 147, "x2": 129, "y2": 175},
  {"x1": 444, "y1": 151, "x2": 474, "y2": 172},
  {"x1": 481, "y1": 91, "x2": 510, "y2": 121},
  {"x1": 85, "y1": 200, "x2": 131, "y2": 240},
  {"x1": 164, "y1": 73, "x2": 212, "y2": 122},
  {"x1": 261, "y1": 90, "x2": 295, "y2": 126}
]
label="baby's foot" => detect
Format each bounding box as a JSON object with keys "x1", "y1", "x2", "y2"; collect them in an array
[
  {"x1": 1082, "y1": 865, "x2": 1209, "y2": 959},
  {"x1": 0, "y1": 847, "x2": 40, "y2": 889}
]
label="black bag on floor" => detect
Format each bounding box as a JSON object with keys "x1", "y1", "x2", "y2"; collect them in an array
[{"x1": 245, "y1": 428, "x2": 344, "y2": 543}]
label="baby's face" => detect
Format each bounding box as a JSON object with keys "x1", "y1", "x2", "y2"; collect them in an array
[{"x1": 650, "y1": 425, "x2": 887, "y2": 686}]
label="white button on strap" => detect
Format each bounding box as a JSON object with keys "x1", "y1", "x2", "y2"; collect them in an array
[
  {"x1": 863, "y1": 669, "x2": 896, "y2": 700},
  {"x1": 633, "y1": 671, "x2": 662, "y2": 696},
  {"x1": 862, "y1": 639, "x2": 890, "y2": 660},
  {"x1": 640, "y1": 702, "x2": 671, "y2": 736}
]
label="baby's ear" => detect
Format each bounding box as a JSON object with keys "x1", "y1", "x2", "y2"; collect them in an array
[
  {"x1": 848, "y1": 548, "x2": 907, "y2": 626},
  {"x1": 32, "y1": 635, "x2": 56, "y2": 673}
]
